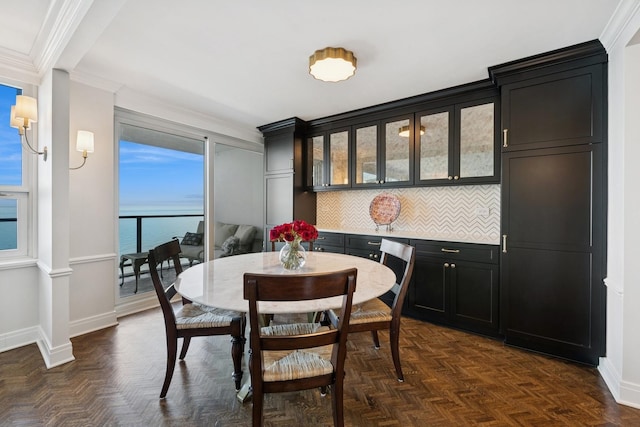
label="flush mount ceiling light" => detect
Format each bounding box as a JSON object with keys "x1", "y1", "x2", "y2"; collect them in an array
[
  {"x1": 309, "y1": 47, "x2": 357, "y2": 82},
  {"x1": 398, "y1": 125, "x2": 426, "y2": 137}
]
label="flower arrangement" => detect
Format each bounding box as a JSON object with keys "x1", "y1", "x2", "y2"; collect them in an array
[
  {"x1": 269, "y1": 220, "x2": 318, "y2": 244},
  {"x1": 270, "y1": 220, "x2": 318, "y2": 270}
]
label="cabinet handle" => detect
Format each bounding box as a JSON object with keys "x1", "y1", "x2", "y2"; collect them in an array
[
  {"x1": 451, "y1": 263, "x2": 456, "y2": 269},
  {"x1": 367, "y1": 241, "x2": 381, "y2": 246},
  {"x1": 502, "y1": 234, "x2": 507, "y2": 253},
  {"x1": 503, "y1": 129, "x2": 508, "y2": 148},
  {"x1": 316, "y1": 237, "x2": 326, "y2": 240},
  {"x1": 317, "y1": 247, "x2": 325, "y2": 252},
  {"x1": 454, "y1": 176, "x2": 459, "y2": 180},
  {"x1": 444, "y1": 263, "x2": 450, "y2": 268},
  {"x1": 448, "y1": 176, "x2": 453, "y2": 180},
  {"x1": 369, "y1": 253, "x2": 374, "y2": 259},
  {"x1": 441, "y1": 248, "x2": 460, "y2": 253}
]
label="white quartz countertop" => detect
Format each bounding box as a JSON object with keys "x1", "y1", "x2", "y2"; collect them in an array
[{"x1": 316, "y1": 227, "x2": 500, "y2": 245}]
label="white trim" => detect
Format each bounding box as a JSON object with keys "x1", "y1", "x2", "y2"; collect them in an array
[
  {"x1": 620, "y1": 380, "x2": 640, "y2": 409},
  {"x1": 0, "y1": 46, "x2": 39, "y2": 84},
  {"x1": 69, "y1": 311, "x2": 118, "y2": 338},
  {"x1": 115, "y1": 293, "x2": 159, "y2": 318},
  {"x1": 0, "y1": 326, "x2": 39, "y2": 354},
  {"x1": 48, "y1": 267, "x2": 74, "y2": 278},
  {"x1": 69, "y1": 252, "x2": 118, "y2": 265},
  {"x1": 36, "y1": 326, "x2": 75, "y2": 368},
  {"x1": 0, "y1": 257, "x2": 37, "y2": 271},
  {"x1": 601, "y1": 0, "x2": 640, "y2": 51},
  {"x1": 599, "y1": 356, "x2": 622, "y2": 401}
]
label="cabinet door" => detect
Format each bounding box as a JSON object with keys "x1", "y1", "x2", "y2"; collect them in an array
[
  {"x1": 382, "y1": 116, "x2": 412, "y2": 185},
  {"x1": 328, "y1": 129, "x2": 350, "y2": 188},
  {"x1": 501, "y1": 144, "x2": 605, "y2": 365},
  {"x1": 308, "y1": 134, "x2": 325, "y2": 187},
  {"x1": 415, "y1": 107, "x2": 453, "y2": 184},
  {"x1": 457, "y1": 100, "x2": 497, "y2": 180},
  {"x1": 450, "y1": 260, "x2": 499, "y2": 334},
  {"x1": 265, "y1": 133, "x2": 293, "y2": 173},
  {"x1": 353, "y1": 123, "x2": 379, "y2": 186},
  {"x1": 501, "y1": 65, "x2": 604, "y2": 151},
  {"x1": 407, "y1": 255, "x2": 448, "y2": 323}
]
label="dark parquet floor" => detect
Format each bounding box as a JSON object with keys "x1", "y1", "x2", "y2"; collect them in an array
[{"x1": 1, "y1": 304, "x2": 640, "y2": 426}]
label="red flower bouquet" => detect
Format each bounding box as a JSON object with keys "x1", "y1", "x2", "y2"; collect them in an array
[{"x1": 269, "y1": 220, "x2": 318, "y2": 243}]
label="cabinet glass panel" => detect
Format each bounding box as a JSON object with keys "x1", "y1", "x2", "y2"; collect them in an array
[
  {"x1": 385, "y1": 119, "x2": 411, "y2": 182},
  {"x1": 329, "y1": 130, "x2": 349, "y2": 186},
  {"x1": 355, "y1": 125, "x2": 378, "y2": 184},
  {"x1": 419, "y1": 111, "x2": 449, "y2": 180},
  {"x1": 310, "y1": 135, "x2": 324, "y2": 186},
  {"x1": 459, "y1": 102, "x2": 494, "y2": 178}
]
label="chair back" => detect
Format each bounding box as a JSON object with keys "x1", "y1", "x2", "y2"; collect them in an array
[
  {"x1": 148, "y1": 239, "x2": 184, "y2": 330},
  {"x1": 243, "y1": 268, "x2": 357, "y2": 379},
  {"x1": 379, "y1": 239, "x2": 416, "y2": 320},
  {"x1": 196, "y1": 221, "x2": 204, "y2": 234}
]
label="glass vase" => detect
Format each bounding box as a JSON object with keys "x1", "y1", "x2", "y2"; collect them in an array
[{"x1": 279, "y1": 239, "x2": 307, "y2": 270}]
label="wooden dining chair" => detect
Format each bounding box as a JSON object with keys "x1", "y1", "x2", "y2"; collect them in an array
[
  {"x1": 148, "y1": 239, "x2": 246, "y2": 398},
  {"x1": 329, "y1": 239, "x2": 415, "y2": 382},
  {"x1": 244, "y1": 268, "x2": 357, "y2": 427}
]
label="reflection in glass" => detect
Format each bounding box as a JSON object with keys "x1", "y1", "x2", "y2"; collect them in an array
[
  {"x1": 0, "y1": 198, "x2": 17, "y2": 250},
  {"x1": 310, "y1": 135, "x2": 324, "y2": 186},
  {"x1": 355, "y1": 125, "x2": 377, "y2": 184},
  {"x1": 460, "y1": 103, "x2": 494, "y2": 178},
  {"x1": 419, "y1": 112, "x2": 449, "y2": 180},
  {"x1": 330, "y1": 131, "x2": 349, "y2": 185},
  {"x1": 385, "y1": 119, "x2": 410, "y2": 182}
]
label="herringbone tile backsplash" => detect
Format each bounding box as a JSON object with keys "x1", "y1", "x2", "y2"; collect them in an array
[{"x1": 316, "y1": 185, "x2": 500, "y2": 243}]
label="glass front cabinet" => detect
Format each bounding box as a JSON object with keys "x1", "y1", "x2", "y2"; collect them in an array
[
  {"x1": 415, "y1": 98, "x2": 498, "y2": 185},
  {"x1": 308, "y1": 128, "x2": 351, "y2": 191}
]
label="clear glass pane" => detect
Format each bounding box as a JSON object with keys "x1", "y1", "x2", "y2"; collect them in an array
[
  {"x1": 329, "y1": 131, "x2": 348, "y2": 185},
  {"x1": 311, "y1": 135, "x2": 324, "y2": 186},
  {"x1": 420, "y1": 112, "x2": 449, "y2": 180},
  {"x1": 0, "y1": 84, "x2": 22, "y2": 186},
  {"x1": 385, "y1": 119, "x2": 410, "y2": 182},
  {"x1": 0, "y1": 198, "x2": 18, "y2": 250},
  {"x1": 355, "y1": 125, "x2": 377, "y2": 184},
  {"x1": 460, "y1": 102, "x2": 494, "y2": 178}
]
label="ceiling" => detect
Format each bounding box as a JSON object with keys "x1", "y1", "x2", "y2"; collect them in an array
[{"x1": 0, "y1": 0, "x2": 621, "y2": 142}]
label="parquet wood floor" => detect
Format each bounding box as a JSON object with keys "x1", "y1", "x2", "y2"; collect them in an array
[{"x1": 1, "y1": 306, "x2": 639, "y2": 426}]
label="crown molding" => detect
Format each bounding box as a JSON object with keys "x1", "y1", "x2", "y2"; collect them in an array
[
  {"x1": 70, "y1": 68, "x2": 123, "y2": 93},
  {"x1": 600, "y1": 0, "x2": 640, "y2": 51},
  {"x1": 0, "y1": 46, "x2": 40, "y2": 85}
]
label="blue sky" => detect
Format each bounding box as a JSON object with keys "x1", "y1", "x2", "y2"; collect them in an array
[{"x1": 0, "y1": 84, "x2": 22, "y2": 187}]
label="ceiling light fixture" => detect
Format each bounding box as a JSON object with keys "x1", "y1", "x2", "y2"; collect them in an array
[
  {"x1": 309, "y1": 47, "x2": 357, "y2": 82},
  {"x1": 398, "y1": 125, "x2": 426, "y2": 137}
]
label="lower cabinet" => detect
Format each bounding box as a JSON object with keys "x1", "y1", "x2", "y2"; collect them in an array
[
  {"x1": 312, "y1": 231, "x2": 345, "y2": 253},
  {"x1": 405, "y1": 240, "x2": 500, "y2": 336}
]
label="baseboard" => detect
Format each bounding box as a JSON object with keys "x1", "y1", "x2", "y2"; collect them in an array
[
  {"x1": 0, "y1": 325, "x2": 39, "y2": 354},
  {"x1": 36, "y1": 327, "x2": 75, "y2": 368},
  {"x1": 599, "y1": 356, "x2": 640, "y2": 409},
  {"x1": 69, "y1": 311, "x2": 118, "y2": 338},
  {"x1": 115, "y1": 293, "x2": 159, "y2": 318}
]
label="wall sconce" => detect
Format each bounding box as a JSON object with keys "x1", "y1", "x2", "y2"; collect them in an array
[
  {"x1": 398, "y1": 125, "x2": 426, "y2": 137},
  {"x1": 9, "y1": 95, "x2": 47, "y2": 161},
  {"x1": 70, "y1": 130, "x2": 94, "y2": 170}
]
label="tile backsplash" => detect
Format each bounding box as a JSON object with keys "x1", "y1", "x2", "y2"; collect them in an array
[{"x1": 316, "y1": 185, "x2": 501, "y2": 244}]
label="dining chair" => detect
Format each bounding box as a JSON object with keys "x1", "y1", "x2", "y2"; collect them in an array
[
  {"x1": 148, "y1": 239, "x2": 246, "y2": 398},
  {"x1": 329, "y1": 238, "x2": 415, "y2": 382},
  {"x1": 244, "y1": 268, "x2": 357, "y2": 427}
]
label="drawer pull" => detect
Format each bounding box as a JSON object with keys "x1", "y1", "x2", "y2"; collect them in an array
[
  {"x1": 367, "y1": 241, "x2": 381, "y2": 246},
  {"x1": 316, "y1": 237, "x2": 326, "y2": 240},
  {"x1": 441, "y1": 248, "x2": 460, "y2": 254}
]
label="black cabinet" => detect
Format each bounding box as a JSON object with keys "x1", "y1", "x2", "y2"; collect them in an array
[
  {"x1": 492, "y1": 40, "x2": 607, "y2": 365},
  {"x1": 307, "y1": 128, "x2": 351, "y2": 191},
  {"x1": 259, "y1": 118, "x2": 316, "y2": 250},
  {"x1": 312, "y1": 231, "x2": 344, "y2": 253},
  {"x1": 406, "y1": 240, "x2": 500, "y2": 336}
]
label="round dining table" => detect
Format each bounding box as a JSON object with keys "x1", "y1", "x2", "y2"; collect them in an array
[{"x1": 174, "y1": 251, "x2": 397, "y2": 314}]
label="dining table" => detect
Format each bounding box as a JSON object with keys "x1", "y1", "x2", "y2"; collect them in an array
[{"x1": 173, "y1": 250, "x2": 397, "y2": 401}]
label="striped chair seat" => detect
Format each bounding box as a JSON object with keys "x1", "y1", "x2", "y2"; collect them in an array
[
  {"x1": 262, "y1": 345, "x2": 334, "y2": 382},
  {"x1": 260, "y1": 322, "x2": 325, "y2": 336},
  {"x1": 175, "y1": 302, "x2": 241, "y2": 329},
  {"x1": 349, "y1": 298, "x2": 393, "y2": 324}
]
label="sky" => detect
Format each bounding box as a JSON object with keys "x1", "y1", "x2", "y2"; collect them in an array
[{"x1": 0, "y1": 82, "x2": 203, "y2": 215}]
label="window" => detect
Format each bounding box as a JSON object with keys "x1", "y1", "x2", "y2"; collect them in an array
[{"x1": 0, "y1": 83, "x2": 30, "y2": 259}]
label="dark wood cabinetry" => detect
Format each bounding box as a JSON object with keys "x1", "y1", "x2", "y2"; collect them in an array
[
  {"x1": 405, "y1": 240, "x2": 500, "y2": 336},
  {"x1": 490, "y1": 40, "x2": 607, "y2": 365},
  {"x1": 259, "y1": 118, "x2": 316, "y2": 250},
  {"x1": 312, "y1": 231, "x2": 345, "y2": 253}
]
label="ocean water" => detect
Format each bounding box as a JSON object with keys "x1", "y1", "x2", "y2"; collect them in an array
[
  {"x1": 0, "y1": 203, "x2": 203, "y2": 254},
  {"x1": 119, "y1": 205, "x2": 204, "y2": 255}
]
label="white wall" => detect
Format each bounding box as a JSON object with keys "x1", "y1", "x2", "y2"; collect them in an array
[
  {"x1": 600, "y1": 0, "x2": 640, "y2": 409},
  {"x1": 68, "y1": 81, "x2": 118, "y2": 336}
]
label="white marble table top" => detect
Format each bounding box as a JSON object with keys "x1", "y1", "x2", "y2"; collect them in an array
[{"x1": 174, "y1": 251, "x2": 396, "y2": 314}]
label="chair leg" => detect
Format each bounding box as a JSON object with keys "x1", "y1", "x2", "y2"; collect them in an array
[
  {"x1": 231, "y1": 334, "x2": 244, "y2": 390},
  {"x1": 179, "y1": 336, "x2": 191, "y2": 360},
  {"x1": 389, "y1": 325, "x2": 404, "y2": 382},
  {"x1": 320, "y1": 386, "x2": 328, "y2": 396},
  {"x1": 332, "y1": 381, "x2": 345, "y2": 427},
  {"x1": 371, "y1": 330, "x2": 381, "y2": 349},
  {"x1": 252, "y1": 382, "x2": 263, "y2": 427},
  {"x1": 160, "y1": 336, "x2": 178, "y2": 398}
]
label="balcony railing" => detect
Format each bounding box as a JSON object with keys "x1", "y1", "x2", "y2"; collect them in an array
[{"x1": 119, "y1": 213, "x2": 204, "y2": 255}]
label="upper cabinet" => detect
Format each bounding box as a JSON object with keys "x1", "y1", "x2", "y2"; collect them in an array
[
  {"x1": 415, "y1": 98, "x2": 499, "y2": 185},
  {"x1": 308, "y1": 128, "x2": 350, "y2": 190},
  {"x1": 352, "y1": 115, "x2": 414, "y2": 188}
]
